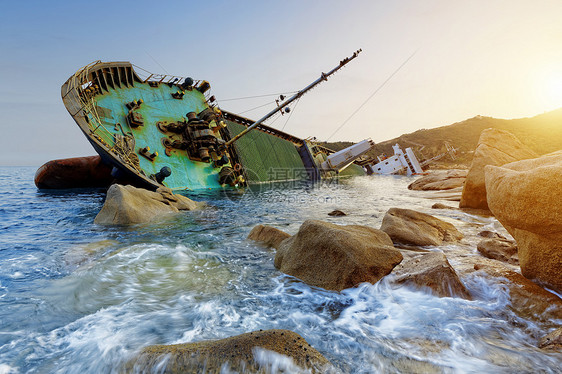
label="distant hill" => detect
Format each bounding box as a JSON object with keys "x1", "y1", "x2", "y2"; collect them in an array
[{"x1": 322, "y1": 108, "x2": 562, "y2": 167}]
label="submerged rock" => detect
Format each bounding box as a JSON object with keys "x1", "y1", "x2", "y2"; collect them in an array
[
  {"x1": 390, "y1": 252, "x2": 471, "y2": 299},
  {"x1": 128, "y1": 330, "x2": 333, "y2": 373},
  {"x1": 64, "y1": 239, "x2": 119, "y2": 267},
  {"x1": 466, "y1": 261, "x2": 562, "y2": 323},
  {"x1": 94, "y1": 184, "x2": 204, "y2": 225},
  {"x1": 460, "y1": 128, "x2": 537, "y2": 210},
  {"x1": 539, "y1": 327, "x2": 562, "y2": 351},
  {"x1": 477, "y1": 230, "x2": 507, "y2": 239},
  {"x1": 275, "y1": 220, "x2": 402, "y2": 292},
  {"x1": 477, "y1": 238, "x2": 518, "y2": 265},
  {"x1": 380, "y1": 208, "x2": 463, "y2": 246},
  {"x1": 485, "y1": 150, "x2": 562, "y2": 293},
  {"x1": 247, "y1": 225, "x2": 291, "y2": 249},
  {"x1": 408, "y1": 169, "x2": 467, "y2": 191},
  {"x1": 328, "y1": 210, "x2": 347, "y2": 216},
  {"x1": 431, "y1": 203, "x2": 456, "y2": 210}
]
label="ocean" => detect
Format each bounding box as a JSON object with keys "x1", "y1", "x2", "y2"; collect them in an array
[{"x1": 0, "y1": 166, "x2": 560, "y2": 373}]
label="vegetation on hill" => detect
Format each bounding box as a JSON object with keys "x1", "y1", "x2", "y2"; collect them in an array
[{"x1": 321, "y1": 108, "x2": 562, "y2": 168}]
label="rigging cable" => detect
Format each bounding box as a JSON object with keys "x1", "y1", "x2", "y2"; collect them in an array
[
  {"x1": 219, "y1": 91, "x2": 299, "y2": 102},
  {"x1": 239, "y1": 101, "x2": 276, "y2": 115},
  {"x1": 144, "y1": 50, "x2": 170, "y2": 75},
  {"x1": 325, "y1": 50, "x2": 418, "y2": 142},
  {"x1": 281, "y1": 97, "x2": 301, "y2": 131}
]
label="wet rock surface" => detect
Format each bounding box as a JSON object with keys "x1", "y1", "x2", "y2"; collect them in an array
[
  {"x1": 485, "y1": 150, "x2": 562, "y2": 293},
  {"x1": 247, "y1": 225, "x2": 291, "y2": 249},
  {"x1": 328, "y1": 209, "x2": 347, "y2": 216},
  {"x1": 539, "y1": 327, "x2": 562, "y2": 350},
  {"x1": 477, "y1": 230, "x2": 507, "y2": 239},
  {"x1": 460, "y1": 128, "x2": 537, "y2": 210},
  {"x1": 462, "y1": 260, "x2": 562, "y2": 323},
  {"x1": 94, "y1": 184, "x2": 204, "y2": 225},
  {"x1": 275, "y1": 220, "x2": 402, "y2": 292},
  {"x1": 408, "y1": 169, "x2": 467, "y2": 191},
  {"x1": 128, "y1": 329, "x2": 333, "y2": 373},
  {"x1": 431, "y1": 203, "x2": 457, "y2": 210},
  {"x1": 416, "y1": 186, "x2": 464, "y2": 202},
  {"x1": 477, "y1": 238, "x2": 518, "y2": 265},
  {"x1": 380, "y1": 208, "x2": 464, "y2": 246},
  {"x1": 390, "y1": 252, "x2": 471, "y2": 299}
]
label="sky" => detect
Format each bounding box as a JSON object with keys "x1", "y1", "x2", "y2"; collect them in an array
[{"x1": 1, "y1": 0, "x2": 562, "y2": 166}]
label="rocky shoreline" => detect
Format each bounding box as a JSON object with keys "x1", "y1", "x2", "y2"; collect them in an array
[{"x1": 90, "y1": 127, "x2": 562, "y2": 372}]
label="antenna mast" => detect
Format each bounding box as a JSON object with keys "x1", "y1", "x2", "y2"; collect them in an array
[{"x1": 225, "y1": 49, "x2": 362, "y2": 146}]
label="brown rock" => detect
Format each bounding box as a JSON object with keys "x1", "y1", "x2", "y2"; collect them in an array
[
  {"x1": 465, "y1": 261, "x2": 562, "y2": 323},
  {"x1": 128, "y1": 330, "x2": 333, "y2": 373},
  {"x1": 380, "y1": 208, "x2": 464, "y2": 246},
  {"x1": 431, "y1": 203, "x2": 456, "y2": 210},
  {"x1": 390, "y1": 252, "x2": 471, "y2": 299},
  {"x1": 477, "y1": 230, "x2": 506, "y2": 239},
  {"x1": 485, "y1": 150, "x2": 562, "y2": 292},
  {"x1": 248, "y1": 225, "x2": 291, "y2": 249},
  {"x1": 417, "y1": 187, "x2": 464, "y2": 202},
  {"x1": 64, "y1": 240, "x2": 119, "y2": 267},
  {"x1": 408, "y1": 170, "x2": 467, "y2": 191},
  {"x1": 94, "y1": 184, "x2": 204, "y2": 225},
  {"x1": 275, "y1": 220, "x2": 402, "y2": 292},
  {"x1": 328, "y1": 210, "x2": 347, "y2": 216},
  {"x1": 34, "y1": 155, "x2": 113, "y2": 189},
  {"x1": 539, "y1": 327, "x2": 562, "y2": 350},
  {"x1": 460, "y1": 128, "x2": 537, "y2": 209},
  {"x1": 477, "y1": 238, "x2": 518, "y2": 265}
]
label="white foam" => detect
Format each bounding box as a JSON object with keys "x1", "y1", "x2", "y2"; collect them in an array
[{"x1": 0, "y1": 364, "x2": 18, "y2": 374}]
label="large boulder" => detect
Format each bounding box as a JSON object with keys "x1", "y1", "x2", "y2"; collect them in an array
[
  {"x1": 248, "y1": 225, "x2": 291, "y2": 249},
  {"x1": 128, "y1": 330, "x2": 333, "y2": 373},
  {"x1": 275, "y1": 220, "x2": 402, "y2": 292},
  {"x1": 460, "y1": 128, "x2": 537, "y2": 209},
  {"x1": 380, "y1": 208, "x2": 463, "y2": 246},
  {"x1": 34, "y1": 155, "x2": 113, "y2": 189},
  {"x1": 94, "y1": 184, "x2": 204, "y2": 225},
  {"x1": 476, "y1": 238, "x2": 518, "y2": 265},
  {"x1": 485, "y1": 151, "x2": 562, "y2": 292},
  {"x1": 390, "y1": 252, "x2": 471, "y2": 299},
  {"x1": 408, "y1": 169, "x2": 467, "y2": 191}
]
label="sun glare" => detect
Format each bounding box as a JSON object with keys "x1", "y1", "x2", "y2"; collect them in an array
[{"x1": 542, "y1": 72, "x2": 562, "y2": 109}]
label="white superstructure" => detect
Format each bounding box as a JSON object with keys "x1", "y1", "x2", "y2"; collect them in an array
[
  {"x1": 320, "y1": 139, "x2": 376, "y2": 172},
  {"x1": 366, "y1": 144, "x2": 424, "y2": 176}
]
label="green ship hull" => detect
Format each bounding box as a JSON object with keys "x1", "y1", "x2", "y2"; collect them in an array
[{"x1": 61, "y1": 58, "x2": 367, "y2": 192}]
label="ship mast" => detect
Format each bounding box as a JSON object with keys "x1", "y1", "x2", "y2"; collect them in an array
[{"x1": 224, "y1": 49, "x2": 362, "y2": 147}]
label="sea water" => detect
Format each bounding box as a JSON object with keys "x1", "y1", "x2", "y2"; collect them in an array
[{"x1": 0, "y1": 166, "x2": 560, "y2": 373}]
